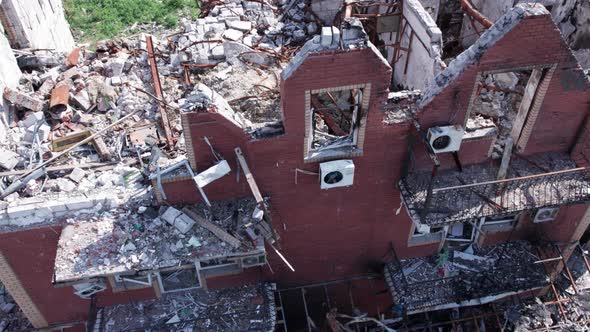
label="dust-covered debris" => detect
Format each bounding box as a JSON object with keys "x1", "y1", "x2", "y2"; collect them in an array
[
  {"x1": 382, "y1": 90, "x2": 421, "y2": 125},
  {"x1": 101, "y1": 283, "x2": 277, "y2": 332},
  {"x1": 53, "y1": 198, "x2": 265, "y2": 283},
  {"x1": 0, "y1": 281, "x2": 32, "y2": 332},
  {"x1": 384, "y1": 241, "x2": 548, "y2": 313},
  {"x1": 401, "y1": 152, "x2": 590, "y2": 225}
]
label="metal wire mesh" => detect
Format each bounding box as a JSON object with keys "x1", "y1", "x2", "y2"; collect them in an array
[{"x1": 400, "y1": 168, "x2": 590, "y2": 226}]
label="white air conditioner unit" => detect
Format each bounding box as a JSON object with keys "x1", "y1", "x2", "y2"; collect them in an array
[
  {"x1": 320, "y1": 160, "x2": 355, "y2": 189},
  {"x1": 533, "y1": 207, "x2": 560, "y2": 223},
  {"x1": 73, "y1": 281, "x2": 107, "y2": 299},
  {"x1": 427, "y1": 125, "x2": 464, "y2": 153}
]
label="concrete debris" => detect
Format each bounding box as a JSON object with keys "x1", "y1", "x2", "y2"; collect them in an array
[
  {"x1": 385, "y1": 241, "x2": 548, "y2": 312},
  {"x1": 0, "y1": 281, "x2": 31, "y2": 332},
  {"x1": 52, "y1": 197, "x2": 265, "y2": 283},
  {"x1": 102, "y1": 283, "x2": 277, "y2": 331}
]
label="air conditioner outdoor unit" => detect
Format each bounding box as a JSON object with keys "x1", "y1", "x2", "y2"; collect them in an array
[
  {"x1": 533, "y1": 207, "x2": 560, "y2": 223},
  {"x1": 427, "y1": 125, "x2": 464, "y2": 153},
  {"x1": 320, "y1": 160, "x2": 355, "y2": 189},
  {"x1": 73, "y1": 281, "x2": 107, "y2": 299}
]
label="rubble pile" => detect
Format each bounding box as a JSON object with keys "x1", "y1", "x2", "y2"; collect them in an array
[
  {"x1": 385, "y1": 241, "x2": 548, "y2": 312},
  {"x1": 53, "y1": 198, "x2": 264, "y2": 282},
  {"x1": 0, "y1": 281, "x2": 31, "y2": 332},
  {"x1": 0, "y1": 0, "x2": 330, "y2": 208},
  {"x1": 382, "y1": 90, "x2": 421, "y2": 124},
  {"x1": 470, "y1": 71, "x2": 527, "y2": 159},
  {"x1": 101, "y1": 283, "x2": 276, "y2": 332},
  {"x1": 402, "y1": 152, "x2": 588, "y2": 225}
]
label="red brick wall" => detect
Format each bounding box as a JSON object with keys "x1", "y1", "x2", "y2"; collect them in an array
[
  {"x1": 0, "y1": 226, "x2": 88, "y2": 326},
  {"x1": 170, "y1": 47, "x2": 442, "y2": 290},
  {"x1": 0, "y1": 225, "x2": 159, "y2": 326},
  {"x1": 418, "y1": 13, "x2": 590, "y2": 158}
]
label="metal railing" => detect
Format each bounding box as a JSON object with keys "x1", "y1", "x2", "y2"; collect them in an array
[
  {"x1": 385, "y1": 258, "x2": 548, "y2": 312},
  {"x1": 400, "y1": 167, "x2": 590, "y2": 226}
]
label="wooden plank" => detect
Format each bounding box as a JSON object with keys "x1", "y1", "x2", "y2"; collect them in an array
[
  {"x1": 497, "y1": 137, "x2": 514, "y2": 180},
  {"x1": 234, "y1": 147, "x2": 264, "y2": 203},
  {"x1": 51, "y1": 130, "x2": 92, "y2": 152},
  {"x1": 509, "y1": 68, "x2": 543, "y2": 144},
  {"x1": 0, "y1": 252, "x2": 48, "y2": 328},
  {"x1": 182, "y1": 208, "x2": 241, "y2": 248},
  {"x1": 517, "y1": 65, "x2": 557, "y2": 151},
  {"x1": 92, "y1": 136, "x2": 112, "y2": 161}
]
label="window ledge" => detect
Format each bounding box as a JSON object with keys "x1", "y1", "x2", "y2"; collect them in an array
[{"x1": 304, "y1": 147, "x2": 363, "y2": 163}]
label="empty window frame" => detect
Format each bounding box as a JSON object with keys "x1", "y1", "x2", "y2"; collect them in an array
[
  {"x1": 240, "y1": 254, "x2": 266, "y2": 268},
  {"x1": 481, "y1": 213, "x2": 519, "y2": 232},
  {"x1": 157, "y1": 265, "x2": 201, "y2": 293},
  {"x1": 110, "y1": 273, "x2": 153, "y2": 292},
  {"x1": 465, "y1": 65, "x2": 555, "y2": 153},
  {"x1": 446, "y1": 222, "x2": 477, "y2": 243},
  {"x1": 199, "y1": 257, "x2": 242, "y2": 279},
  {"x1": 304, "y1": 84, "x2": 371, "y2": 161},
  {"x1": 408, "y1": 224, "x2": 444, "y2": 247}
]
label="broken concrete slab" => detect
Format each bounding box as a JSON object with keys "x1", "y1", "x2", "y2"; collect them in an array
[
  {"x1": 162, "y1": 207, "x2": 182, "y2": 225},
  {"x1": 223, "y1": 29, "x2": 243, "y2": 41},
  {"x1": 0, "y1": 149, "x2": 20, "y2": 170},
  {"x1": 227, "y1": 20, "x2": 252, "y2": 32},
  {"x1": 174, "y1": 213, "x2": 196, "y2": 234},
  {"x1": 68, "y1": 167, "x2": 86, "y2": 183},
  {"x1": 3, "y1": 88, "x2": 46, "y2": 112}
]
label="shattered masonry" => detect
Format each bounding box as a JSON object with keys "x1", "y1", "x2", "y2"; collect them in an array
[{"x1": 0, "y1": 0, "x2": 589, "y2": 331}]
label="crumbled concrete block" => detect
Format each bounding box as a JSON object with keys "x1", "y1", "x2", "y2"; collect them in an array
[
  {"x1": 57, "y1": 178, "x2": 77, "y2": 192},
  {"x1": 72, "y1": 90, "x2": 91, "y2": 111},
  {"x1": 227, "y1": 20, "x2": 252, "y2": 32},
  {"x1": 108, "y1": 54, "x2": 129, "y2": 77},
  {"x1": 0, "y1": 303, "x2": 15, "y2": 313},
  {"x1": 59, "y1": 67, "x2": 80, "y2": 81},
  {"x1": 110, "y1": 76, "x2": 122, "y2": 86},
  {"x1": 36, "y1": 77, "x2": 56, "y2": 97},
  {"x1": 3, "y1": 88, "x2": 45, "y2": 112},
  {"x1": 65, "y1": 196, "x2": 95, "y2": 210},
  {"x1": 174, "y1": 213, "x2": 195, "y2": 234},
  {"x1": 162, "y1": 207, "x2": 182, "y2": 225},
  {"x1": 37, "y1": 123, "x2": 51, "y2": 142},
  {"x1": 45, "y1": 200, "x2": 68, "y2": 213},
  {"x1": 21, "y1": 111, "x2": 45, "y2": 128},
  {"x1": 6, "y1": 204, "x2": 36, "y2": 219},
  {"x1": 34, "y1": 204, "x2": 52, "y2": 218},
  {"x1": 0, "y1": 149, "x2": 20, "y2": 170},
  {"x1": 223, "y1": 29, "x2": 243, "y2": 41},
  {"x1": 210, "y1": 45, "x2": 226, "y2": 60},
  {"x1": 69, "y1": 167, "x2": 87, "y2": 183}
]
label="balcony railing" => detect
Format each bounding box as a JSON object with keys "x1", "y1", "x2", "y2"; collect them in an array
[
  {"x1": 400, "y1": 167, "x2": 590, "y2": 227},
  {"x1": 384, "y1": 241, "x2": 552, "y2": 313}
]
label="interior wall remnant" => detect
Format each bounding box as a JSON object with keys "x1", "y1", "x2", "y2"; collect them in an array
[
  {"x1": 311, "y1": 0, "x2": 345, "y2": 26},
  {"x1": 459, "y1": 0, "x2": 514, "y2": 49},
  {"x1": 418, "y1": 0, "x2": 441, "y2": 21},
  {"x1": 387, "y1": 0, "x2": 445, "y2": 90},
  {"x1": 0, "y1": 0, "x2": 75, "y2": 52},
  {"x1": 0, "y1": 26, "x2": 22, "y2": 142}
]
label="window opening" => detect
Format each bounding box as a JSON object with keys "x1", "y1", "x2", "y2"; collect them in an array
[
  {"x1": 157, "y1": 265, "x2": 201, "y2": 293},
  {"x1": 310, "y1": 88, "x2": 364, "y2": 151}
]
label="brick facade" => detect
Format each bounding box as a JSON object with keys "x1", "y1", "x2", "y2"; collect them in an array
[{"x1": 0, "y1": 9, "x2": 589, "y2": 328}]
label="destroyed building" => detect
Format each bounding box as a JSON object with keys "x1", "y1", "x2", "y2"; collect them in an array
[{"x1": 0, "y1": 0, "x2": 589, "y2": 331}]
